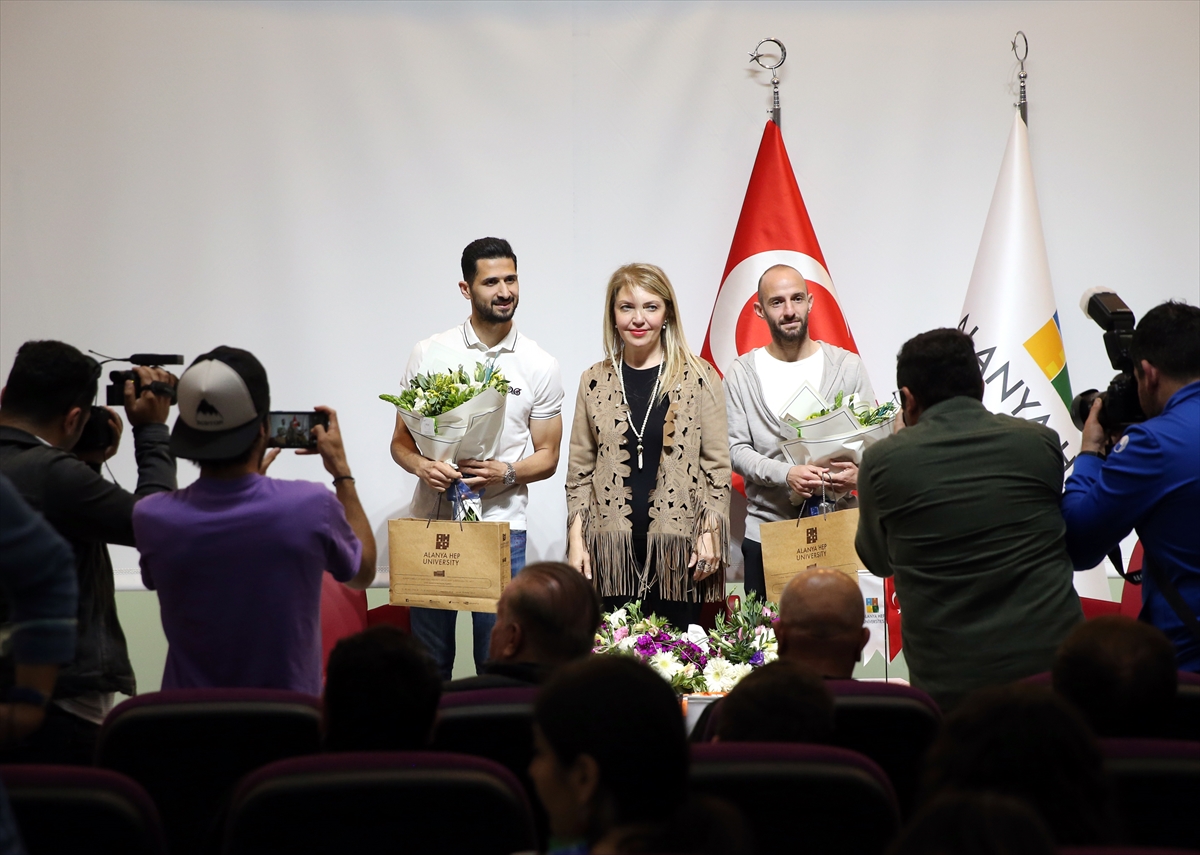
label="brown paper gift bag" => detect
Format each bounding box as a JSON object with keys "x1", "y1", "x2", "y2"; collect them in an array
[
  {"x1": 388, "y1": 519, "x2": 511, "y2": 613},
  {"x1": 760, "y1": 508, "x2": 865, "y2": 604}
]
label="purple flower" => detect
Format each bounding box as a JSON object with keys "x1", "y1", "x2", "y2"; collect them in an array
[{"x1": 749, "y1": 651, "x2": 765, "y2": 667}]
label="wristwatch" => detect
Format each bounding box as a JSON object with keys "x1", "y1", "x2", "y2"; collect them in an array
[{"x1": 503, "y1": 462, "x2": 517, "y2": 487}]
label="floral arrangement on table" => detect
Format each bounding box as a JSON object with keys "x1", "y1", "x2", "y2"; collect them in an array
[
  {"x1": 380, "y1": 361, "x2": 511, "y2": 521},
  {"x1": 594, "y1": 593, "x2": 780, "y2": 693}
]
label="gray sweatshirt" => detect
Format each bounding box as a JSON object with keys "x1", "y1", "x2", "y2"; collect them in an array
[{"x1": 724, "y1": 342, "x2": 876, "y2": 541}]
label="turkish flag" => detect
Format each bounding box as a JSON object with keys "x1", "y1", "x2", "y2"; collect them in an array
[
  {"x1": 701, "y1": 120, "x2": 860, "y2": 377},
  {"x1": 885, "y1": 577, "x2": 903, "y2": 661}
]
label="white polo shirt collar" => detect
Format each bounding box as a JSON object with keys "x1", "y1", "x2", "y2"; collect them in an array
[{"x1": 461, "y1": 319, "x2": 519, "y2": 356}]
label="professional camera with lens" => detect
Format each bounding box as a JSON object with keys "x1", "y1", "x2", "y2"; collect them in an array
[
  {"x1": 103, "y1": 353, "x2": 184, "y2": 407},
  {"x1": 1070, "y1": 290, "x2": 1146, "y2": 435}
]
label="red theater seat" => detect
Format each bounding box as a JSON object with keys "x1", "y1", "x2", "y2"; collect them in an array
[
  {"x1": 95, "y1": 688, "x2": 322, "y2": 855},
  {"x1": 690, "y1": 742, "x2": 900, "y2": 855},
  {"x1": 223, "y1": 752, "x2": 537, "y2": 855},
  {"x1": 1100, "y1": 738, "x2": 1200, "y2": 851},
  {"x1": 0, "y1": 765, "x2": 167, "y2": 855}
]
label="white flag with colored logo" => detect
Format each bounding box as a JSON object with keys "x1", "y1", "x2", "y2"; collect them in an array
[{"x1": 960, "y1": 109, "x2": 1108, "y2": 598}]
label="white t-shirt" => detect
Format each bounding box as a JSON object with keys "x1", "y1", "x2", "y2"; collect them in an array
[
  {"x1": 403, "y1": 319, "x2": 564, "y2": 529},
  {"x1": 754, "y1": 347, "x2": 826, "y2": 417}
]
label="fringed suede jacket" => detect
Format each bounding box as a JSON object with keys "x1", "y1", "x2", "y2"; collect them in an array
[{"x1": 566, "y1": 358, "x2": 732, "y2": 603}]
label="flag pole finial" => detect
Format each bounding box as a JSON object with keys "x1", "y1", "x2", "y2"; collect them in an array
[
  {"x1": 750, "y1": 38, "x2": 787, "y2": 126},
  {"x1": 1012, "y1": 31, "x2": 1029, "y2": 125}
]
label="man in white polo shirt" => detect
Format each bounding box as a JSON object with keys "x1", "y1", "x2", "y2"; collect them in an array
[
  {"x1": 724, "y1": 264, "x2": 875, "y2": 600},
  {"x1": 391, "y1": 237, "x2": 564, "y2": 679}
]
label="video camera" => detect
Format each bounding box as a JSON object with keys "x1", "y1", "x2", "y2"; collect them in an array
[
  {"x1": 101, "y1": 353, "x2": 184, "y2": 407},
  {"x1": 1070, "y1": 290, "x2": 1146, "y2": 434}
]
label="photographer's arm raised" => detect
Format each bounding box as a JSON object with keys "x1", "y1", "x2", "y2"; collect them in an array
[{"x1": 308, "y1": 406, "x2": 376, "y2": 590}]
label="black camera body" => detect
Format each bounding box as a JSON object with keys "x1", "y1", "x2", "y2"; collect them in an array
[
  {"x1": 104, "y1": 353, "x2": 184, "y2": 406},
  {"x1": 1070, "y1": 292, "x2": 1146, "y2": 433}
]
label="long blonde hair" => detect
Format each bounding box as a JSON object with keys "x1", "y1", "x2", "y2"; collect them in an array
[{"x1": 602, "y1": 263, "x2": 707, "y2": 391}]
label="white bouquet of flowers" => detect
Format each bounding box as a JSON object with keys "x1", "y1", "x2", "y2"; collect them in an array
[
  {"x1": 780, "y1": 390, "x2": 900, "y2": 471},
  {"x1": 380, "y1": 345, "x2": 510, "y2": 465}
]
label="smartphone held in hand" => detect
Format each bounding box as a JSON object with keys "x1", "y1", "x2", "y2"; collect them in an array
[{"x1": 267, "y1": 411, "x2": 329, "y2": 449}]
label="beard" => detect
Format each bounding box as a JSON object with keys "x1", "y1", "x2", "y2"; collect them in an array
[
  {"x1": 768, "y1": 312, "x2": 808, "y2": 344},
  {"x1": 473, "y1": 292, "x2": 519, "y2": 324}
]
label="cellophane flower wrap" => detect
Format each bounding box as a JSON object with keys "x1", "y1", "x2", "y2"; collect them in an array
[
  {"x1": 780, "y1": 391, "x2": 900, "y2": 471},
  {"x1": 595, "y1": 592, "x2": 780, "y2": 693},
  {"x1": 380, "y1": 354, "x2": 510, "y2": 521}
]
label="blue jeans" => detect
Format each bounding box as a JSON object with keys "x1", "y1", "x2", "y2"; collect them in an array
[{"x1": 409, "y1": 529, "x2": 527, "y2": 680}]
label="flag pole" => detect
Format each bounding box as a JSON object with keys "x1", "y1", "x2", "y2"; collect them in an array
[
  {"x1": 1012, "y1": 31, "x2": 1029, "y2": 125},
  {"x1": 750, "y1": 38, "x2": 787, "y2": 126}
]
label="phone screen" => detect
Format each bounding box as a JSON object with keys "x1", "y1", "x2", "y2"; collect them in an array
[{"x1": 267, "y1": 411, "x2": 329, "y2": 449}]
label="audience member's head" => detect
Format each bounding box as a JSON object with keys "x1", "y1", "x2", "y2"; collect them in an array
[
  {"x1": 532, "y1": 656, "x2": 688, "y2": 849},
  {"x1": 775, "y1": 567, "x2": 869, "y2": 679},
  {"x1": 887, "y1": 791, "x2": 1057, "y2": 855},
  {"x1": 715, "y1": 659, "x2": 834, "y2": 744},
  {"x1": 0, "y1": 340, "x2": 100, "y2": 447},
  {"x1": 488, "y1": 561, "x2": 602, "y2": 668},
  {"x1": 170, "y1": 346, "x2": 271, "y2": 469},
  {"x1": 920, "y1": 684, "x2": 1114, "y2": 845},
  {"x1": 895, "y1": 328, "x2": 984, "y2": 422},
  {"x1": 323, "y1": 625, "x2": 441, "y2": 752},
  {"x1": 1052, "y1": 615, "x2": 1177, "y2": 738}
]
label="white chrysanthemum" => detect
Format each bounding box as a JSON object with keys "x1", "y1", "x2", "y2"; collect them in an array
[
  {"x1": 725, "y1": 663, "x2": 754, "y2": 689},
  {"x1": 608, "y1": 608, "x2": 628, "y2": 628},
  {"x1": 649, "y1": 651, "x2": 683, "y2": 679},
  {"x1": 702, "y1": 657, "x2": 734, "y2": 693}
]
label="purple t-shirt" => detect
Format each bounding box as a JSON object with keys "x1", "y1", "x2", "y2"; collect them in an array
[{"x1": 133, "y1": 474, "x2": 361, "y2": 695}]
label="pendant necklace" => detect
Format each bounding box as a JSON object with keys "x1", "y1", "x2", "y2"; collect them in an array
[{"x1": 616, "y1": 355, "x2": 663, "y2": 470}]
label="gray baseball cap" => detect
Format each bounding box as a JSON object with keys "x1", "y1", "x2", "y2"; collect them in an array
[{"x1": 170, "y1": 346, "x2": 270, "y2": 461}]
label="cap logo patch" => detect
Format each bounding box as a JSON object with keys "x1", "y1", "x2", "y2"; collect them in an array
[{"x1": 194, "y1": 398, "x2": 223, "y2": 426}]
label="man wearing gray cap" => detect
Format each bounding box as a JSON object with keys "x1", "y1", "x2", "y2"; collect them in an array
[{"x1": 133, "y1": 346, "x2": 376, "y2": 694}]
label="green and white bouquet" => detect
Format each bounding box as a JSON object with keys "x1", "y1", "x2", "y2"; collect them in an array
[
  {"x1": 379, "y1": 357, "x2": 510, "y2": 465},
  {"x1": 778, "y1": 384, "x2": 899, "y2": 474}
]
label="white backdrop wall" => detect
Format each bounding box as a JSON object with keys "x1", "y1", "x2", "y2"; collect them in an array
[{"x1": 3, "y1": 0, "x2": 1198, "y2": 581}]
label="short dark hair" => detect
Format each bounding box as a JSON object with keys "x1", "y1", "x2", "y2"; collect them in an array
[
  {"x1": 536, "y1": 656, "x2": 687, "y2": 827},
  {"x1": 1052, "y1": 615, "x2": 1177, "y2": 738},
  {"x1": 505, "y1": 562, "x2": 601, "y2": 663},
  {"x1": 1, "y1": 340, "x2": 99, "y2": 424},
  {"x1": 896, "y1": 328, "x2": 984, "y2": 409},
  {"x1": 323, "y1": 626, "x2": 442, "y2": 752},
  {"x1": 887, "y1": 792, "x2": 1057, "y2": 855},
  {"x1": 1130, "y1": 300, "x2": 1200, "y2": 381},
  {"x1": 921, "y1": 684, "x2": 1114, "y2": 845},
  {"x1": 461, "y1": 237, "x2": 516, "y2": 283},
  {"x1": 716, "y1": 660, "x2": 834, "y2": 744}
]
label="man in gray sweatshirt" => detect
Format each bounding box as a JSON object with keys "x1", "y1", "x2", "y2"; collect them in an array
[{"x1": 724, "y1": 264, "x2": 875, "y2": 600}]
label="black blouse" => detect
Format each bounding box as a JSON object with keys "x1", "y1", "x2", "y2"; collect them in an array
[{"x1": 620, "y1": 361, "x2": 669, "y2": 537}]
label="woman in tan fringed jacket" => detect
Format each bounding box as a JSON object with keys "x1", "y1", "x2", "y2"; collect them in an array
[{"x1": 566, "y1": 263, "x2": 731, "y2": 629}]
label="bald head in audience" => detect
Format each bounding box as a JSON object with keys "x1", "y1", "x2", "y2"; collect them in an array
[{"x1": 776, "y1": 567, "x2": 870, "y2": 679}]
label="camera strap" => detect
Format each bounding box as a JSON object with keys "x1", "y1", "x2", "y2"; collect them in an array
[
  {"x1": 1141, "y1": 557, "x2": 1200, "y2": 645},
  {"x1": 1107, "y1": 547, "x2": 1142, "y2": 585}
]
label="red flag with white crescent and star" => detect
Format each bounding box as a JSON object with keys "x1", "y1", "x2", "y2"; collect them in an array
[{"x1": 700, "y1": 120, "x2": 860, "y2": 375}]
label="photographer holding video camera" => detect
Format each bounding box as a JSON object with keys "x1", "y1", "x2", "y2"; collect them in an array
[
  {"x1": 1062, "y1": 298, "x2": 1200, "y2": 672},
  {"x1": 0, "y1": 340, "x2": 177, "y2": 764}
]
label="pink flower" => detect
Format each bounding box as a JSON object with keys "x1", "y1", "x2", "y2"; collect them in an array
[
  {"x1": 755, "y1": 625, "x2": 766, "y2": 636},
  {"x1": 613, "y1": 626, "x2": 629, "y2": 643}
]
